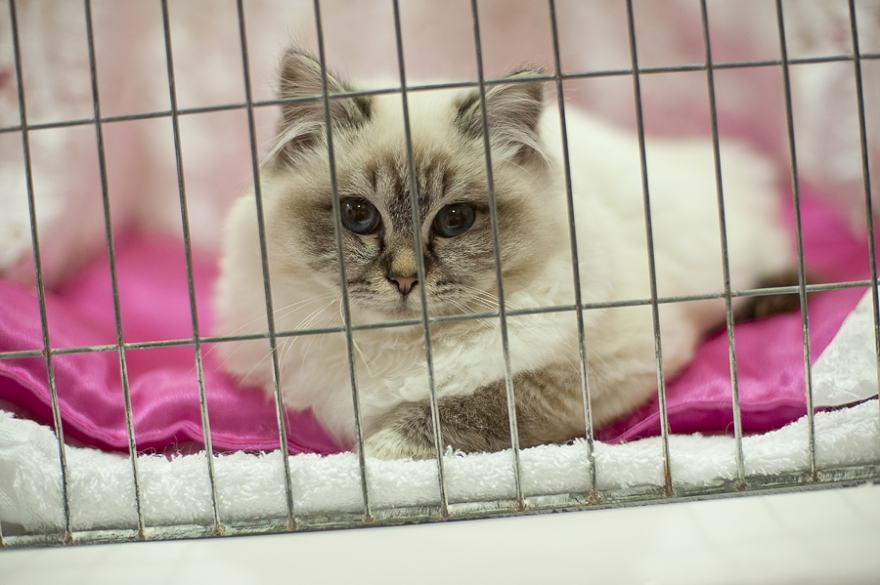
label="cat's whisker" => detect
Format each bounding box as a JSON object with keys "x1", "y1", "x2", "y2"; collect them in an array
[
  {"x1": 275, "y1": 296, "x2": 343, "y2": 369},
  {"x1": 237, "y1": 343, "x2": 278, "y2": 386},
  {"x1": 354, "y1": 333, "x2": 379, "y2": 373},
  {"x1": 276, "y1": 302, "x2": 336, "y2": 374},
  {"x1": 439, "y1": 296, "x2": 500, "y2": 330},
  {"x1": 279, "y1": 295, "x2": 341, "y2": 335},
  {"x1": 458, "y1": 283, "x2": 502, "y2": 305},
  {"x1": 207, "y1": 294, "x2": 339, "y2": 376},
  {"x1": 331, "y1": 298, "x2": 377, "y2": 377},
  {"x1": 201, "y1": 292, "x2": 338, "y2": 368},
  {"x1": 445, "y1": 297, "x2": 484, "y2": 317},
  {"x1": 466, "y1": 298, "x2": 501, "y2": 313},
  {"x1": 276, "y1": 336, "x2": 292, "y2": 380},
  {"x1": 207, "y1": 337, "x2": 266, "y2": 377},
  {"x1": 456, "y1": 284, "x2": 520, "y2": 315},
  {"x1": 239, "y1": 292, "x2": 340, "y2": 335},
  {"x1": 237, "y1": 298, "x2": 337, "y2": 384},
  {"x1": 298, "y1": 329, "x2": 322, "y2": 372},
  {"x1": 446, "y1": 302, "x2": 495, "y2": 331},
  {"x1": 272, "y1": 294, "x2": 341, "y2": 332},
  {"x1": 300, "y1": 307, "x2": 332, "y2": 374},
  {"x1": 299, "y1": 332, "x2": 331, "y2": 380}
]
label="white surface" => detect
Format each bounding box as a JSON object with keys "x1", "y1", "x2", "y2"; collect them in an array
[{"x1": 2, "y1": 484, "x2": 880, "y2": 585}]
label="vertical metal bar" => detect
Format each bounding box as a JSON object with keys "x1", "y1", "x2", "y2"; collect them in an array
[
  {"x1": 546, "y1": 0, "x2": 598, "y2": 499},
  {"x1": 468, "y1": 0, "x2": 525, "y2": 508},
  {"x1": 699, "y1": 0, "x2": 746, "y2": 487},
  {"x1": 623, "y1": 0, "x2": 674, "y2": 496},
  {"x1": 774, "y1": 0, "x2": 817, "y2": 480},
  {"x1": 8, "y1": 0, "x2": 73, "y2": 542},
  {"x1": 159, "y1": 0, "x2": 223, "y2": 535},
  {"x1": 389, "y1": 0, "x2": 450, "y2": 515},
  {"x1": 234, "y1": 0, "x2": 297, "y2": 529},
  {"x1": 311, "y1": 0, "x2": 373, "y2": 521},
  {"x1": 82, "y1": 0, "x2": 146, "y2": 537},
  {"x1": 847, "y1": 0, "x2": 880, "y2": 425}
]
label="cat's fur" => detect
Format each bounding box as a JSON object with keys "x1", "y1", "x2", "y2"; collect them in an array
[{"x1": 214, "y1": 50, "x2": 792, "y2": 460}]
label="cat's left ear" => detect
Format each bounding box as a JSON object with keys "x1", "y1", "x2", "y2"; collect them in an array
[{"x1": 456, "y1": 69, "x2": 545, "y2": 163}]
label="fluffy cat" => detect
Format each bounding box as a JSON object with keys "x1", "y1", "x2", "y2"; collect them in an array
[{"x1": 214, "y1": 50, "x2": 792, "y2": 460}]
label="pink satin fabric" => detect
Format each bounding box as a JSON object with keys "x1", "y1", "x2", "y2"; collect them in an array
[
  {"x1": 0, "y1": 188, "x2": 871, "y2": 453},
  {"x1": 0, "y1": 233, "x2": 341, "y2": 454}
]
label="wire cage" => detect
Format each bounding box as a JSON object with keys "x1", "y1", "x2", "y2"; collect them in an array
[{"x1": 1, "y1": 0, "x2": 880, "y2": 548}]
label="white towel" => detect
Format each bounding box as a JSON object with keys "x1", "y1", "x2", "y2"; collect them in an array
[{"x1": 2, "y1": 290, "x2": 879, "y2": 534}]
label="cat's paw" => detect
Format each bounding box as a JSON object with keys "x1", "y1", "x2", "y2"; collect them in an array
[{"x1": 361, "y1": 427, "x2": 437, "y2": 460}]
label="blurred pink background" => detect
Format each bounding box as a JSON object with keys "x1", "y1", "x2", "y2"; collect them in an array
[{"x1": 1, "y1": 0, "x2": 878, "y2": 287}]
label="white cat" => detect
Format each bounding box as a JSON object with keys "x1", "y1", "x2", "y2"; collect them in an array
[{"x1": 214, "y1": 50, "x2": 792, "y2": 459}]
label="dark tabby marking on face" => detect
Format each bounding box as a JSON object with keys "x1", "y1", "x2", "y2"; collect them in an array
[
  {"x1": 367, "y1": 364, "x2": 585, "y2": 459},
  {"x1": 274, "y1": 96, "x2": 536, "y2": 316}
]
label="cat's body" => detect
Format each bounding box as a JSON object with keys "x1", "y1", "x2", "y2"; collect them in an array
[{"x1": 214, "y1": 51, "x2": 791, "y2": 459}]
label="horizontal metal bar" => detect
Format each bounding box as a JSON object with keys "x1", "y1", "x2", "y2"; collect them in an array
[
  {"x1": 3, "y1": 461, "x2": 878, "y2": 550},
  {"x1": 4, "y1": 51, "x2": 877, "y2": 136},
  {"x1": 1, "y1": 278, "x2": 873, "y2": 362}
]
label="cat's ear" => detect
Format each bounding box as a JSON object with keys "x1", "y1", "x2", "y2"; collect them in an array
[
  {"x1": 455, "y1": 69, "x2": 545, "y2": 163},
  {"x1": 273, "y1": 50, "x2": 371, "y2": 163}
]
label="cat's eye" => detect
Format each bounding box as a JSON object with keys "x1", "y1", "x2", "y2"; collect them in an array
[
  {"x1": 340, "y1": 197, "x2": 381, "y2": 235},
  {"x1": 432, "y1": 203, "x2": 476, "y2": 238}
]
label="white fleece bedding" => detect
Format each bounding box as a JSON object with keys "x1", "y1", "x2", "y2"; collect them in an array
[{"x1": 1, "y1": 290, "x2": 878, "y2": 534}]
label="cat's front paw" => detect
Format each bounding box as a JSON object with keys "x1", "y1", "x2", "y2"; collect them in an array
[{"x1": 362, "y1": 426, "x2": 438, "y2": 460}]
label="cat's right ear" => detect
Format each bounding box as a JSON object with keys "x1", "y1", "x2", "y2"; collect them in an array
[
  {"x1": 272, "y1": 50, "x2": 371, "y2": 164},
  {"x1": 455, "y1": 69, "x2": 546, "y2": 164}
]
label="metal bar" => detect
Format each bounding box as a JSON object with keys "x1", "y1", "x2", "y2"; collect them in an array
[
  {"x1": 234, "y1": 0, "x2": 297, "y2": 529},
  {"x1": 546, "y1": 0, "x2": 599, "y2": 499},
  {"x1": 389, "y1": 0, "x2": 450, "y2": 515},
  {"x1": 6, "y1": 0, "x2": 73, "y2": 543},
  {"x1": 1, "y1": 278, "x2": 874, "y2": 362},
  {"x1": 468, "y1": 0, "x2": 525, "y2": 509},
  {"x1": 699, "y1": 0, "x2": 746, "y2": 487},
  {"x1": 774, "y1": 0, "x2": 817, "y2": 481},
  {"x1": 8, "y1": 51, "x2": 880, "y2": 136},
  {"x1": 311, "y1": 0, "x2": 373, "y2": 522},
  {"x1": 159, "y1": 0, "x2": 223, "y2": 535},
  {"x1": 4, "y1": 459, "x2": 880, "y2": 551},
  {"x1": 847, "y1": 0, "x2": 880, "y2": 431},
  {"x1": 83, "y1": 0, "x2": 146, "y2": 538},
  {"x1": 624, "y1": 0, "x2": 674, "y2": 497}
]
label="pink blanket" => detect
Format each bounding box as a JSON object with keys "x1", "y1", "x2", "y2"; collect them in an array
[{"x1": 0, "y1": 189, "x2": 871, "y2": 454}]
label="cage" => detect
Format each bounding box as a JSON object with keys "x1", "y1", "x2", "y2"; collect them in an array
[{"x1": 0, "y1": 0, "x2": 879, "y2": 564}]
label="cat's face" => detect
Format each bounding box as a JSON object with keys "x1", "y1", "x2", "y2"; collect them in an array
[{"x1": 264, "y1": 52, "x2": 559, "y2": 320}]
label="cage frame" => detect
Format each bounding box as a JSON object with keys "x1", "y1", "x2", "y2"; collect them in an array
[{"x1": 1, "y1": 0, "x2": 879, "y2": 549}]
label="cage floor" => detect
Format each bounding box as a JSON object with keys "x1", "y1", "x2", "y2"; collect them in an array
[{"x1": 2, "y1": 482, "x2": 879, "y2": 585}]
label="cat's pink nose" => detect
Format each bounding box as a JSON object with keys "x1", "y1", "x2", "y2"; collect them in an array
[{"x1": 391, "y1": 276, "x2": 418, "y2": 296}]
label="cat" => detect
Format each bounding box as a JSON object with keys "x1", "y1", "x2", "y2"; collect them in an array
[{"x1": 213, "y1": 49, "x2": 792, "y2": 460}]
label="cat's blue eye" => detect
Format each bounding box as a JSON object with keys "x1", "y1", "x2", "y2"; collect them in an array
[
  {"x1": 433, "y1": 203, "x2": 476, "y2": 238},
  {"x1": 340, "y1": 197, "x2": 381, "y2": 235}
]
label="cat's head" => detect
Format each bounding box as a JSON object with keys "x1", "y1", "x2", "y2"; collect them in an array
[{"x1": 262, "y1": 50, "x2": 561, "y2": 320}]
